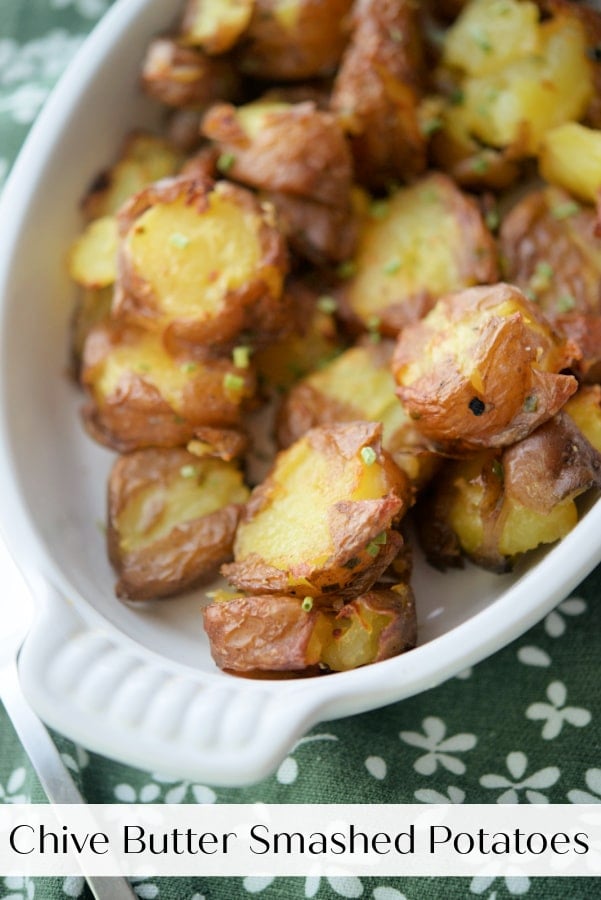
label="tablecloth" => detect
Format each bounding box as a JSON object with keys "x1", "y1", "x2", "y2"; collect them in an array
[{"x1": 1, "y1": 1, "x2": 600, "y2": 898}]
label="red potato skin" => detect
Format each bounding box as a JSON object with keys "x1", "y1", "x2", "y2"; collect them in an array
[
  {"x1": 201, "y1": 101, "x2": 354, "y2": 208},
  {"x1": 107, "y1": 449, "x2": 245, "y2": 600},
  {"x1": 141, "y1": 38, "x2": 239, "y2": 109},
  {"x1": 331, "y1": 0, "x2": 426, "y2": 187},
  {"x1": 261, "y1": 190, "x2": 359, "y2": 265},
  {"x1": 113, "y1": 176, "x2": 289, "y2": 347},
  {"x1": 392, "y1": 284, "x2": 579, "y2": 453}
]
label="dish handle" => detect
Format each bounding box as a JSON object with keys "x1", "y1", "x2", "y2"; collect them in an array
[{"x1": 17, "y1": 578, "x2": 333, "y2": 787}]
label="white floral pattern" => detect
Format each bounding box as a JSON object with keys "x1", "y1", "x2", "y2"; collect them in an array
[
  {"x1": 544, "y1": 597, "x2": 587, "y2": 638},
  {"x1": 414, "y1": 786, "x2": 466, "y2": 804},
  {"x1": 0, "y1": 768, "x2": 29, "y2": 804},
  {"x1": 568, "y1": 768, "x2": 601, "y2": 804},
  {"x1": 243, "y1": 876, "x2": 363, "y2": 897},
  {"x1": 400, "y1": 717, "x2": 477, "y2": 775},
  {"x1": 516, "y1": 646, "x2": 551, "y2": 668},
  {"x1": 479, "y1": 752, "x2": 560, "y2": 803},
  {"x1": 114, "y1": 772, "x2": 216, "y2": 804},
  {"x1": 276, "y1": 733, "x2": 338, "y2": 784},
  {"x1": 470, "y1": 876, "x2": 530, "y2": 896},
  {"x1": 526, "y1": 681, "x2": 591, "y2": 740},
  {"x1": 1, "y1": 877, "x2": 35, "y2": 900}
]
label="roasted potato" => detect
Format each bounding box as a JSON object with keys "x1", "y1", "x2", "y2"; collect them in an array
[
  {"x1": 392, "y1": 283, "x2": 579, "y2": 453},
  {"x1": 114, "y1": 176, "x2": 288, "y2": 347},
  {"x1": 108, "y1": 448, "x2": 249, "y2": 600},
  {"x1": 141, "y1": 37, "x2": 239, "y2": 109},
  {"x1": 499, "y1": 186, "x2": 601, "y2": 361},
  {"x1": 539, "y1": 123, "x2": 601, "y2": 206},
  {"x1": 223, "y1": 421, "x2": 411, "y2": 598},
  {"x1": 180, "y1": 0, "x2": 254, "y2": 54},
  {"x1": 564, "y1": 385, "x2": 601, "y2": 453},
  {"x1": 442, "y1": 2, "x2": 593, "y2": 156},
  {"x1": 338, "y1": 173, "x2": 498, "y2": 336},
  {"x1": 277, "y1": 341, "x2": 439, "y2": 490},
  {"x1": 202, "y1": 583, "x2": 416, "y2": 673},
  {"x1": 81, "y1": 319, "x2": 255, "y2": 452},
  {"x1": 82, "y1": 132, "x2": 182, "y2": 221},
  {"x1": 331, "y1": 0, "x2": 426, "y2": 188},
  {"x1": 253, "y1": 280, "x2": 345, "y2": 394},
  {"x1": 416, "y1": 412, "x2": 601, "y2": 572},
  {"x1": 201, "y1": 100, "x2": 353, "y2": 208},
  {"x1": 237, "y1": 0, "x2": 353, "y2": 81}
]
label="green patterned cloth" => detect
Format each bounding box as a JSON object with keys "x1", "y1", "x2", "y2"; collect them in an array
[{"x1": 1, "y1": 2, "x2": 600, "y2": 898}]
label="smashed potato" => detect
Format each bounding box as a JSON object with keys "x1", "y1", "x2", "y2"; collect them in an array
[
  {"x1": 203, "y1": 584, "x2": 416, "y2": 673},
  {"x1": 108, "y1": 449, "x2": 249, "y2": 600},
  {"x1": 201, "y1": 100, "x2": 353, "y2": 208},
  {"x1": 392, "y1": 283, "x2": 578, "y2": 453},
  {"x1": 180, "y1": 0, "x2": 254, "y2": 54},
  {"x1": 141, "y1": 37, "x2": 239, "y2": 109},
  {"x1": 238, "y1": 0, "x2": 353, "y2": 81},
  {"x1": 261, "y1": 190, "x2": 359, "y2": 266},
  {"x1": 338, "y1": 173, "x2": 498, "y2": 335},
  {"x1": 223, "y1": 421, "x2": 410, "y2": 598},
  {"x1": 277, "y1": 342, "x2": 439, "y2": 490},
  {"x1": 539, "y1": 123, "x2": 601, "y2": 205},
  {"x1": 81, "y1": 320, "x2": 255, "y2": 452},
  {"x1": 416, "y1": 413, "x2": 601, "y2": 572},
  {"x1": 68, "y1": 216, "x2": 118, "y2": 289},
  {"x1": 114, "y1": 176, "x2": 288, "y2": 347}
]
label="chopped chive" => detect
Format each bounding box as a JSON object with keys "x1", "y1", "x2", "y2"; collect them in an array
[
  {"x1": 366, "y1": 315, "x2": 381, "y2": 331},
  {"x1": 535, "y1": 261, "x2": 554, "y2": 280},
  {"x1": 373, "y1": 531, "x2": 387, "y2": 545},
  {"x1": 485, "y1": 208, "x2": 500, "y2": 232},
  {"x1": 316, "y1": 295, "x2": 338, "y2": 314},
  {"x1": 369, "y1": 199, "x2": 389, "y2": 219},
  {"x1": 366, "y1": 541, "x2": 381, "y2": 557},
  {"x1": 232, "y1": 345, "x2": 252, "y2": 368},
  {"x1": 217, "y1": 152, "x2": 236, "y2": 174},
  {"x1": 450, "y1": 87, "x2": 464, "y2": 106},
  {"x1": 557, "y1": 293, "x2": 576, "y2": 312},
  {"x1": 180, "y1": 361, "x2": 198, "y2": 374},
  {"x1": 421, "y1": 116, "x2": 443, "y2": 137},
  {"x1": 360, "y1": 446, "x2": 377, "y2": 466},
  {"x1": 389, "y1": 27, "x2": 403, "y2": 43},
  {"x1": 136, "y1": 363, "x2": 151, "y2": 373},
  {"x1": 523, "y1": 394, "x2": 538, "y2": 413},
  {"x1": 383, "y1": 258, "x2": 401, "y2": 275},
  {"x1": 552, "y1": 201, "x2": 580, "y2": 220},
  {"x1": 471, "y1": 156, "x2": 490, "y2": 174},
  {"x1": 471, "y1": 27, "x2": 492, "y2": 53},
  {"x1": 223, "y1": 372, "x2": 245, "y2": 394},
  {"x1": 337, "y1": 260, "x2": 357, "y2": 279},
  {"x1": 169, "y1": 232, "x2": 190, "y2": 249},
  {"x1": 301, "y1": 596, "x2": 313, "y2": 612},
  {"x1": 180, "y1": 464, "x2": 198, "y2": 478}
]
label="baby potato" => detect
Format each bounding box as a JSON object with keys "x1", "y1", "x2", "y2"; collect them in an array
[
  {"x1": 180, "y1": 0, "x2": 254, "y2": 54},
  {"x1": 416, "y1": 412, "x2": 601, "y2": 572},
  {"x1": 201, "y1": 100, "x2": 353, "y2": 208},
  {"x1": 108, "y1": 448, "x2": 249, "y2": 600},
  {"x1": 331, "y1": 0, "x2": 426, "y2": 188},
  {"x1": 277, "y1": 341, "x2": 439, "y2": 490},
  {"x1": 68, "y1": 216, "x2": 118, "y2": 289},
  {"x1": 392, "y1": 283, "x2": 579, "y2": 453},
  {"x1": 499, "y1": 186, "x2": 601, "y2": 332},
  {"x1": 82, "y1": 131, "x2": 182, "y2": 221},
  {"x1": 202, "y1": 584, "x2": 417, "y2": 673},
  {"x1": 81, "y1": 319, "x2": 255, "y2": 452},
  {"x1": 114, "y1": 176, "x2": 288, "y2": 347},
  {"x1": 338, "y1": 173, "x2": 498, "y2": 336},
  {"x1": 141, "y1": 37, "x2": 239, "y2": 109},
  {"x1": 222, "y1": 421, "x2": 411, "y2": 598},
  {"x1": 237, "y1": 0, "x2": 353, "y2": 81}
]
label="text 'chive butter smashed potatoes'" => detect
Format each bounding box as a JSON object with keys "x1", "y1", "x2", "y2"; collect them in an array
[{"x1": 67, "y1": 0, "x2": 601, "y2": 677}]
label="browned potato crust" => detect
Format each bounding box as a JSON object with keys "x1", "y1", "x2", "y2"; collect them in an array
[
  {"x1": 331, "y1": 0, "x2": 426, "y2": 187},
  {"x1": 223, "y1": 421, "x2": 411, "y2": 598},
  {"x1": 500, "y1": 187, "x2": 601, "y2": 320},
  {"x1": 203, "y1": 584, "x2": 416, "y2": 673},
  {"x1": 237, "y1": 0, "x2": 353, "y2": 81},
  {"x1": 81, "y1": 319, "x2": 255, "y2": 452},
  {"x1": 113, "y1": 176, "x2": 288, "y2": 347},
  {"x1": 201, "y1": 100, "x2": 353, "y2": 208},
  {"x1": 338, "y1": 173, "x2": 499, "y2": 336},
  {"x1": 108, "y1": 448, "x2": 249, "y2": 600},
  {"x1": 141, "y1": 37, "x2": 239, "y2": 109},
  {"x1": 392, "y1": 283, "x2": 579, "y2": 453},
  {"x1": 417, "y1": 412, "x2": 601, "y2": 572}
]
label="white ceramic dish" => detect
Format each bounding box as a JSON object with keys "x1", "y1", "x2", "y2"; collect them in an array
[{"x1": 1, "y1": 0, "x2": 601, "y2": 787}]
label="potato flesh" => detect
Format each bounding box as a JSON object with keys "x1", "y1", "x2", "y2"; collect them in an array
[
  {"x1": 539, "y1": 123, "x2": 601, "y2": 205},
  {"x1": 346, "y1": 177, "x2": 493, "y2": 325},
  {"x1": 235, "y1": 435, "x2": 389, "y2": 571},
  {"x1": 236, "y1": 101, "x2": 291, "y2": 139},
  {"x1": 68, "y1": 216, "x2": 118, "y2": 288},
  {"x1": 126, "y1": 193, "x2": 273, "y2": 319},
  {"x1": 498, "y1": 498, "x2": 576, "y2": 557},
  {"x1": 564, "y1": 387, "x2": 601, "y2": 453},
  {"x1": 182, "y1": 0, "x2": 254, "y2": 53},
  {"x1": 314, "y1": 603, "x2": 392, "y2": 673},
  {"x1": 459, "y1": 18, "x2": 592, "y2": 154},
  {"x1": 118, "y1": 459, "x2": 248, "y2": 552}
]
